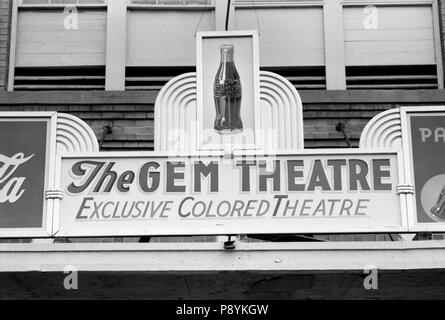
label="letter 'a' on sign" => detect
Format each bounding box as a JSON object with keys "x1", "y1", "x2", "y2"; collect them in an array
[{"x1": 0, "y1": 113, "x2": 57, "y2": 238}]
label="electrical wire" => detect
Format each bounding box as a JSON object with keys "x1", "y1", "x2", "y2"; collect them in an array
[
  {"x1": 252, "y1": 0, "x2": 261, "y2": 36},
  {"x1": 194, "y1": 0, "x2": 210, "y2": 36},
  {"x1": 225, "y1": 0, "x2": 232, "y2": 31}
]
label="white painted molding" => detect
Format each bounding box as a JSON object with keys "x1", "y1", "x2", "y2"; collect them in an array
[
  {"x1": 359, "y1": 108, "x2": 402, "y2": 150},
  {"x1": 2, "y1": 241, "x2": 445, "y2": 272},
  {"x1": 154, "y1": 71, "x2": 304, "y2": 152},
  {"x1": 56, "y1": 113, "x2": 99, "y2": 154}
]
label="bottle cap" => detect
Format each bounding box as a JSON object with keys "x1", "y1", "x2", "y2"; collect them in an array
[{"x1": 220, "y1": 44, "x2": 234, "y2": 53}]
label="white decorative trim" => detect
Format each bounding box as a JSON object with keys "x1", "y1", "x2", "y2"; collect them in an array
[
  {"x1": 155, "y1": 72, "x2": 197, "y2": 153},
  {"x1": 259, "y1": 71, "x2": 305, "y2": 151},
  {"x1": 56, "y1": 113, "x2": 99, "y2": 154},
  {"x1": 359, "y1": 108, "x2": 402, "y2": 150},
  {"x1": 154, "y1": 71, "x2": 304, "y2": 152}
]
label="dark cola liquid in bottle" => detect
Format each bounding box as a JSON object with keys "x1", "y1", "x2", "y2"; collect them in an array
[{"x1": 213, "y1": 44, "x2": 243, "y2": 134}]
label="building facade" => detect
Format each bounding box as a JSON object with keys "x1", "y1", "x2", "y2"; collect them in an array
[{"x1": 2, "y1": 0, "x2": 445, "y2": 299}]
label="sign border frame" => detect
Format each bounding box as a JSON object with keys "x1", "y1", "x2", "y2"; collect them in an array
[
  {"x1": 0, "y1": 111, "x2": 57, "y2": 238},
  {"x1": 54, "y1": 148, "x2": 407, "y2": 237},
  {"x1": 400, "y1": 106, "x2": 445, "y2": 232}
]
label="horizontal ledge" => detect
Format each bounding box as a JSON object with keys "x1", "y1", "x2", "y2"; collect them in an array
[
  {"x1": 125, "y1": 76, "x2": 173, "y2": 81},
  {"x1": 300, "y1": 89, "x2": 445, "y2": 103},
  {"x1": 128, "y1": 5, "x2": 215, "y2": 10},
  {"x1": 342, "y1": 0, "x2": 433, "y2": 6},
  {"x1": 0, "y1": 91, "x2": 159, "y2": 105},
  {"x1": 2, "y1": 90, "x2": 445, "y2": 105},
  {"x1": 347, "y1": 75, "x2": 437, "y2": 81},
  {"x1": 1, "y1": 241, "x2": 445, "y2": 272},
  {"x1": 126, "y1": 86, "x2": 164, "y2": 90},
  {"x1": 15, "y1": 76, "x2": 106, "y2": 81},
  {"x1": 18, "y1": 4, "x2": 107, "y2": 9},
  {"x1": 347, "y1": 85, "x2": 438, "y2": 89},
  {"x1": 1, "y1": 240, "x2": 445, "y2": 252},
  {"x1": 234, "y1": 1, "x2": 324, "y2": 8},
  {"x1": 13, "y1": 86, "x2": 106, "y2": 90}
]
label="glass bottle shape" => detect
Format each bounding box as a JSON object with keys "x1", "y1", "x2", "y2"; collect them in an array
[
  {"x1": 213, "y1": 44, "x2": 243, "y2": 134},
  {"x1": 431, "y1": 184, "x2": 445, "y2": 220}
]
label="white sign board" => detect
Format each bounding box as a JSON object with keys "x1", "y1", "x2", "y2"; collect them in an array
[{"x1": 55, "y1": 151, "x2": 405, "y2": 237}]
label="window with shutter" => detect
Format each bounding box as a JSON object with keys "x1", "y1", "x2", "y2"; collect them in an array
[
  {"x1": 234, "y1": 1, "x2": 327, "y2": 89},
  {"x1": 11, "y1": 1, "x2": 107, "y2": 90},
  {"x1": 344, "y1": 4, "x2": 440, "y2": 89},
  {"x1": 125, "y1": 2, "x2": 215, "y2": 90},
  {"x1": 7, "y1": 0, "x2": 444, "y2": 91}
]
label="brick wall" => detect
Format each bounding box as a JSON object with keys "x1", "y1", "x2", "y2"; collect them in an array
[
  {"x1": 1, "y1": 90, "x2": 445, "y2": 150},
  {"x1": 0, "y1": 92, "x2": 368, "y2": 150},
  {"x1": 0, "y1": 0, "x2": 9, "y2": 90}
]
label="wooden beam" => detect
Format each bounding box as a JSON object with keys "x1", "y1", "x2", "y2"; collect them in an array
[
  {"x1": 105, "y1": 0, "x2": 127, "y2": 90},
  {"x1": 323, "y1": 0, "x2": 347, "y2": 90},
  {"x1": 1, "y1": 241, "x2": 445, "y2": 272},
  {"x1": 0, "y1": 91, "x2": 159, "y2": 105},
  {"x1": 432, "y1": 0, "x2": 444, "y2": 88},
  {"x1": 2, "y1": 90, "x2": 445, "y2": 105},
  {"x1": 7, "y1": 0, "x2": 18, "y2": 92}
]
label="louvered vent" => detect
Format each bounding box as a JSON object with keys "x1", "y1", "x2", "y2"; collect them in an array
[
  {"x1": 126, "y1": 67, "x2": 195, "y2": 91},
  {"x1": 14, "y1": 66, "x2": 105, "y2": 91},
  {"x1": 261, "y1": 66, "x2": 326, "y2": 90},
  {"x1": 346, "y1": 65, "x2": 438, "y2": 90}
]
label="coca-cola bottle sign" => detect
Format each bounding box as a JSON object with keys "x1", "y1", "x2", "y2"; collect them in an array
[{"x1": 213, "y1": 44, "x2": 243, "y2": 134}]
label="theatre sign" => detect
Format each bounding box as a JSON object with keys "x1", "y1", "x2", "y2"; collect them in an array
[{"x1": 56, "y1": 151, "x2": 403, "y2": 236}]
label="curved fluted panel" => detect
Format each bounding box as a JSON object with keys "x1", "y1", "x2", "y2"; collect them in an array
[
  {"x1": 56, "y1": 113, "x2": 99, "y2": 154},
  {"x1": 154, "y1": 71, "x2": 304, "y2": 152},
  {"x1": 260, "y1": 71, "x2": 304, "y2": 151},
  {"x1": 359, "y1": 108, "x2": 402, "y2": 150},
  {"x1": 155, "y1": 73, "x2": 197, "y2": 152}
]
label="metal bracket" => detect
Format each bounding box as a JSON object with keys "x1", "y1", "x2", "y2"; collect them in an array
[
  {"x1": 223, "y1": 235, "x2": 236, "y2": 250},
  {"x1": 45, "y1": 190, "x2": 64, "y2": 200},
  {"x1": 396, "y1": 184, "x2": 415, "y2": 195}
]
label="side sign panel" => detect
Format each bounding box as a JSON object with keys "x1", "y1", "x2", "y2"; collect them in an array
[
  {"x1": 405, "y1": 110, "x2": 445, "y2": 231},
  {"x1": 0, "y1": 115, "x2": 55, "y2": 237}
]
